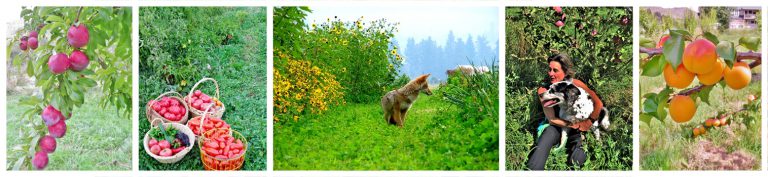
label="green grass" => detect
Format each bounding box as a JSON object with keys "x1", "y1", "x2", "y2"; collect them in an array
[
  {"x1": 274, "y1": 91, "x2": 498, "y2": 170},
  {"x1": 6, "y1": 94, "x2": 132, "y2": 170},
  {"x1": 138, "y1": 7, "x2": 267, "y2": 171}
]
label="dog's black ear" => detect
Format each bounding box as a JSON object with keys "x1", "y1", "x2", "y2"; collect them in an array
[
  {"x1": 563, "y1": 84, "x2": 581, "y2": 104},
  {"x1": 568, "y1": 85, "x2": 583, "y2": 97},
  {"x1": 552, "y1": 81, "x2": 568, "y2": 92}
]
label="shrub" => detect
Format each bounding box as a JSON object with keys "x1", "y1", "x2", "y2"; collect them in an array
[
  {"x1": 273, "y1": 51, "x2": 344, "y2": 122},
  {"x1": 274, "y1": 7, "x2": 402, "y2": 104},
  {"x1": 273, "y1": 7, "x2": 404, "y2": 123},
  {"x1": 441, "y1": 62, "x2": 499, "y2": 154}
]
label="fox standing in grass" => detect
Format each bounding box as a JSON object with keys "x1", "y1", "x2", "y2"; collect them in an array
[{"x1": 381, "y1": 74, "x2": 432, "y2": 127}]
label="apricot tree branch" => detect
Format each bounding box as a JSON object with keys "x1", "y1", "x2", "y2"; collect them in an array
[
  {"x1": 640, "y1": 47, "x2": 761, "y2": 63},
  {"x1": 641, "y1": 46, "x2": 763, "y2": 97}
]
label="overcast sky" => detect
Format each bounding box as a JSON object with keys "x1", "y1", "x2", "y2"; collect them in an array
[{"x1": 305, "y1": 6, "x2": 499, "y2": 49}]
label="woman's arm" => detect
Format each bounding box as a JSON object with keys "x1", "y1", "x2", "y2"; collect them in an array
[
  {"x1": 538, "y1": 87, "x2": 570, "y2": 127},
  {"x1": 573, "y1": 79, "x2": 604, "y2": 120}
]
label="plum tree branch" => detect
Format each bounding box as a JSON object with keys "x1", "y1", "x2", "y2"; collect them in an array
[{"x1": 74, "y1": 6, "x2": 83, "y2": 24}]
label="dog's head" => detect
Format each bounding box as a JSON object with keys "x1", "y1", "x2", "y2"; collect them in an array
[
  {"x1": 415, "y1": 74, "x2": 432, "y2": 95},
  {"x1": 540, "y1": 79, "x2": 579, "y2": 108}
]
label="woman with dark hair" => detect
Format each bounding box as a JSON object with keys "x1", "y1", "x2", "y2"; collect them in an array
[{"x1": 526, "y1": 54, "x2": 604, "y2": 170}]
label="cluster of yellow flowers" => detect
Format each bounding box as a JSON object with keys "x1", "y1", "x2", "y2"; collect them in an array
[{"x1": 273, "y1": 50, "x2": 344, "y2": 122}]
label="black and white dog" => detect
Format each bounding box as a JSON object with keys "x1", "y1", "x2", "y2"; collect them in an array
[{"x1": 541, "y1": 78, "x2": 611, "y2": 144}]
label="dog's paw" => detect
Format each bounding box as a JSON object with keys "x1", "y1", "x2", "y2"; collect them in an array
[
  {"x1": 594, "y1": 130, "x2": 602, "y2": 141},
  {"x1": 599, "y1": 107, "x2": 611, "y2": 130}
]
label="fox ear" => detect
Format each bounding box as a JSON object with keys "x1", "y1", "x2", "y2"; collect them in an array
[{"x1": 416, "y1": 74, "x2": 429, "y2": 82}]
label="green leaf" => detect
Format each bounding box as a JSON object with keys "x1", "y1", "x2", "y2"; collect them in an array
[
  {"x1": 19, "y1": 96, "x2": 42, "y2": 106},
  {"x1": 79, "y1": 77, "x2": 97, "y2": 87},
  {"x1": 699, "y1": 86, "x2": 714, "y2": 105},
  {"x1": 738, "y1": 36, "x2": 760, "y2": 51},
  {"x1": 12, "y1": 156, "x2": 26, "y2": 170},
  {"x1": 640, "y1": 113, "x2": 653, "y2": 126},
  {"x1": 663, "y1": 30, "x2": 686, "y2": 70},
  {"x1": 642, "y1": 55, "x2": 666, "y2": 77},
  {"x1": 46, "y1": 15, "x2": 64, "y2": 23},
  {"x1": 703, "y1": 32, "x2": 719, "y2": 45},
  {"x1": 657, "y1": 87, "x2": 673, "y2": 103},
  {"x1": 656, "y1": 98, "x2": 668, "y2": 123},
  {"x1": 716, "y1": 41, "x2": 736, "y2": 65},
  {"x1": 642, "y1": 95, "x2": 658, "y2": 114},
  {"x1": 26, "y1": 59, "x2": 34, "y2": 77}
]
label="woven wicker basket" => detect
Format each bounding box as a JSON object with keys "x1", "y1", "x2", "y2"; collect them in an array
[
  {"x1": 146, "y1": 91, "x2": 190, "y2": 126},
  {"x1": 198, "y1": 128, "x2": 247, "y2": 170},
  {"x1": 143, "y1": 119, "x2": 196, "y2": 164},
  {"x1": 186, "y1": 78, "x2": 226, "y2": 119},
  {"x1": 186, "y1": 104, "x2": 224, "y2": 137}
]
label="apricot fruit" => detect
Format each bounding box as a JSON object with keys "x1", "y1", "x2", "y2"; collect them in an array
[
  {"x1": 663, "y1": 64, "x2": 694, "y2": 89},
  {"x1": 704, "y1": 118, "x2": 715, "y2": 127},
  {"x1": 697, "y1": 58, "x2": 725, "y2": 85},
  {"x1": 713, "y1": 118, "x2": 721, "y2": 127},
  {"x1": 693, "y1": 127, "x2": 702, "y2": 137},
  {"x1": 669, "y1": 95, "x2": 696, "y2": 123},
  {"x1": 682, "y1": 39, "x2": 718, "y2": 74},
  {"x1": 724, "y1": 62, "x2": 751, "y2": 90}
]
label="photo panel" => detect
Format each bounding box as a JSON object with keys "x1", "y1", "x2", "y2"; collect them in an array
[
  {"x1": 505, "y1": 6, "x2": 634, "y2": 171},
  {"x1": 273, "y1": 6, "x2": 500, "y2": 170},
  {"x1": 6, "y1": 6, "x2": 133, "y2": 171},
  {"x1": 639, "y1": 6, "x2": 762, "y2": 171},
  {"x1": 138, "y1": 6, "x2": 268, "y2": 171}
]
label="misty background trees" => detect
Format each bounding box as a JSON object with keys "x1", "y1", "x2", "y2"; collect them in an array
[{"x1": 399, "y1": 31, "x2": 499, "y2": 83}]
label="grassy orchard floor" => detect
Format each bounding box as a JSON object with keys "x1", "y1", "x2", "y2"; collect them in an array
[
  {"x1": 138, "y1": 8, "x2": 267, "y2": 170},
  {"x1": 639, "y1": 68, "x2": 762, "y2": 170},
  {"x1": 274, "y1": 92, "x2": 498, "y2": 170},
  {"x1": 6, "y1": 94, "x2": 132, "y2": 170}
]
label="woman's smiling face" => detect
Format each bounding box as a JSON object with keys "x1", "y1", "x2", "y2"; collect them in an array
[{"x1": 548, "y1": 61, "x2": 566, "y2": 83}]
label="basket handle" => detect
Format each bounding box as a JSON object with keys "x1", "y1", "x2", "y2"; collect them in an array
[
  {"x1": 188, "y1": 78, "x2": 220, "y2": 100},
  {"x1": 198, "y1": 103, "x2": 216, "y2": 136},
  {"x1": 150, "y1": 118, "x2": 164, "y2": 128}
]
